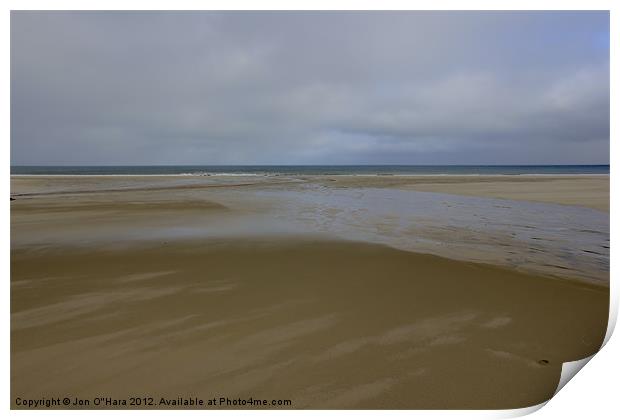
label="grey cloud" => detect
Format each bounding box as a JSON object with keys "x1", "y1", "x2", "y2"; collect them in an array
[{"x1": 11, "y1": 11, "x2": 609, "y2": 165}]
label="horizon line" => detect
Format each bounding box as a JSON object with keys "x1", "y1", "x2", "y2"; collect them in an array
[{"x1": 10, "y1": 163, "x2": 611, "y2": 167}]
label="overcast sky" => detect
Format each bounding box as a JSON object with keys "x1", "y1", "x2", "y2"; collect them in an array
[{"x1": 11, "y1": 11, "x2": 609, "y2": 165}]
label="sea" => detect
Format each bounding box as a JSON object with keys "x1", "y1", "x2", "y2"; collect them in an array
[{"x1": 10, "y1": 165, "x2": 610, "y2": 176}]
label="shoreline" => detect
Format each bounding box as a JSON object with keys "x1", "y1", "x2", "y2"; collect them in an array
[
  {"x1": 10, "y1": 173, "x2": 610, "y2": 177},
  {"x1": 11, "y1": 174, "x2": 609, "y2": 282}
]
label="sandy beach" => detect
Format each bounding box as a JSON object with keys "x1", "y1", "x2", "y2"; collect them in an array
[{"x1": 10, "y1": 174, "x2": 610, "y2": 409}]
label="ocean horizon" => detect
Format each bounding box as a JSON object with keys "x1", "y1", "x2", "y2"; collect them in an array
[{"x1": 10, "y1": 164, "x2": 611, "y2": 176}]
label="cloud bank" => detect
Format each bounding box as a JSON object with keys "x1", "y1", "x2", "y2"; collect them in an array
[{"x1": 11, "y1": 11, "x2": 610, "y2": 165}]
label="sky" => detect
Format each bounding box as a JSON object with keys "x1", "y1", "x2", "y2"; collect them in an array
[{"x1": 11, "y1": 11, "x2": 610, "y2": 165}]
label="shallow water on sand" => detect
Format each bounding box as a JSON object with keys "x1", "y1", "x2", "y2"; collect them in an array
[
  {"x1": 247, "y1": 186, "x2": 609, "y2": 283},
  {"x1": 11, "y1": 177, "x2": 609, "y2": 283}
]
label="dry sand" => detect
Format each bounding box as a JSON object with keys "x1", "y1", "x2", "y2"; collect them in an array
[
  {"x1": 10, "y1": 175, "x2": 610, "y2": 409},
  {"x1": 11, "y1": 240, "x2": 608, "y2": 409}
]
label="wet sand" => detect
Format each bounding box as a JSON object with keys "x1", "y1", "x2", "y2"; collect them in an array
[
  {"x1": 10, "y1": 175, "x2": 610, "y2": 409},
  {"x1": 315, "y1": 175, "x2": 610, "y2": 212},
  {"x1": 10, "y1": 174, "x2": 610, "y2": 213}
]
